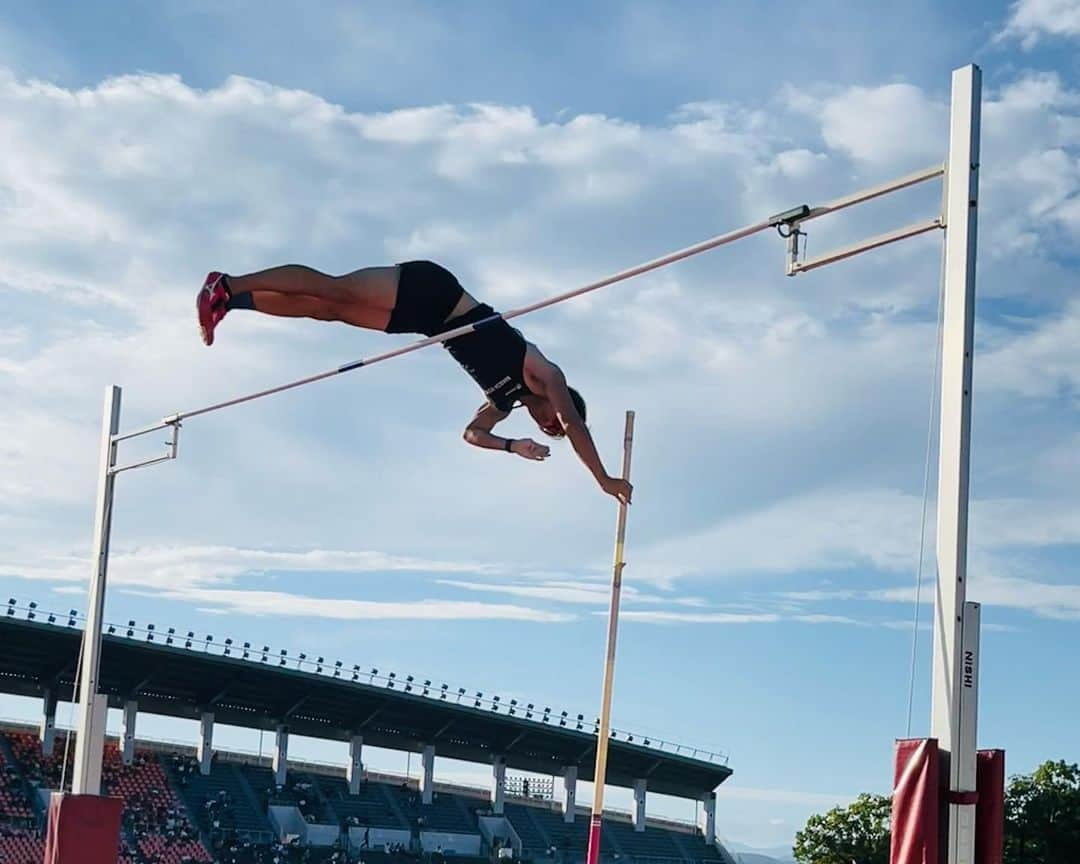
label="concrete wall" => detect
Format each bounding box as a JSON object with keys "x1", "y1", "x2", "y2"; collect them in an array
[
  {"x1": 419, "y1": 831, "x2": 482, "y2": 855},
  {"x1": 268, "y1": 805, "x2": 307, "y2": 841},
  {"x1": 348, "y1": 826, "x2": 412, "y2": 851},
  {"x1": 478, "y1": 815, "x2": 521, "y2": 855}
]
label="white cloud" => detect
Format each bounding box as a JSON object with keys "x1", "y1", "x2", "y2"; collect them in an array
[
  {"x1": 979, "y1": 301, "x2": 1080, "y2": 401},
  {"x1": 1, "y1": 543, "x2": 502, "y2": 591},
  {"x1": 786, "y1": 82, "x2": 945, "y2": 167},
  {"x1": 437, "y1": 578, "x2": 705, "y2": 607},
  {"x1": 633, "y1": 488, "x2": 927, "y2": 585},
  {"x1": 998, "y1": 0, "x2": 1080, "y2": 48},
  {"x1": 136, "y1": 587, "x2": 572, "y2": 623},
  {"x1": 876, "y1": 571, "x2": 1080, "y2": 621}
]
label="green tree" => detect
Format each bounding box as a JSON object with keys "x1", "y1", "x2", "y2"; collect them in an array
[
  {"x1": 793, "y1": 793, "x2": 891, "y2": 864},
  {"x1": 1005, "y1": 760, "x2": 1080, "y2": 864}
]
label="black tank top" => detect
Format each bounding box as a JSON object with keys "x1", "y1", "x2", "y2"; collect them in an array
[{"x1": 439, "y1": 304, "x2": 530, "y2": 411}]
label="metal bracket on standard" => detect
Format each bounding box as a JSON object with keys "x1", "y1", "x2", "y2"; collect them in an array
[
  {"x1": 767, "y1": 205, "x2": 810, "y2": 229},
  {"x1": 110, "y1": 420, "x2": 181, "y2": 475},
  {"x1": 767, "y1": 205, "x2": 811, "y2": 276}
]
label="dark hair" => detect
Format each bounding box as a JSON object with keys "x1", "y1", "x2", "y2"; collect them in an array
[{"x1": 568, "y1": 387, "x2": 586, "y2": 423}]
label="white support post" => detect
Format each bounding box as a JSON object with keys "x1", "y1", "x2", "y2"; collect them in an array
[
  {"x1": 701, "y1": 791, "x2": 717, "y2": 845},
  {"x1": 198, "y1": 712, "x2": 214, "y2": 776},
  {"x1": 274, "y1": 725, "x2": 289, "y2": 786},
  {"x1": 121, "y1": 700, "x2": 138, "y2": 766},
  {"x1": 931, "y1": 63, "x2": 982, "y2": 864},
  {"x1": 39, "y1": 690, "x2": 57, "y2": 757},
  {"x1": 491, "y1": 756, "x2": 506, "y2": 815},
  {"x1": 632, "y1": 779, "x2": 647, "y2": 832},
  {"x1": 73, "y1": 695, "x2": 107, "y2": 795},
  {"x1": 562, "y1": 766, "x2": 578, "y2": 823},
  {"x1": 347, "y1": 735, "x2": 364, "y2": 795},
  {"x1": 420, "y1": 744, "x2": 435, "y2": 804},
  {"x1": 72, "y1": 385, "x2": 121, "y2": 796}
]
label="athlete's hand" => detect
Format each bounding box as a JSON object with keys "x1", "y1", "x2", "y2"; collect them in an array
[
  {"x1": 601, "y1": 476, "x2": 633, "y2": 506},
  {"x1": 511, "y1": 439, "x2": 550, "y2": 461}
]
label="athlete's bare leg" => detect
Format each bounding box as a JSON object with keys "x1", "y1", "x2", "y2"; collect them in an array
[
  {"x1": 243, "y1": 291, "x2": 391, "y2": 331},
  {"x1": 228, "y1": 265, "x2": 399, "y2": 311}
]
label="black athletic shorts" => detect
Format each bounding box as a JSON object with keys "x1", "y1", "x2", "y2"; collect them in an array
[{"x1": 387, "y1": 260, "x2": 465, "y2": 337}]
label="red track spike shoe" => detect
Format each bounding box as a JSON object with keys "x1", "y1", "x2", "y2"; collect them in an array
[{"x1": 197, "y1": 272, "x2": 230, "y2": 346}]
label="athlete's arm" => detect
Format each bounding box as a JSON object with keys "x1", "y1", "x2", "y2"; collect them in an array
[
  {"x1": 536, "y1": 365, "x2": 633, "y2": 505},
  {"x1": 463, "y1": 403, "x2": 550, "y2": 461}
]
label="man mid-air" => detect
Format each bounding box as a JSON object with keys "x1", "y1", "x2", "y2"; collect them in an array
[{"x1": 197, "y1": 260, "x2": 632, "y2": 505}]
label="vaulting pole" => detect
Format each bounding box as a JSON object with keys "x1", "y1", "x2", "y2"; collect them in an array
[{"x1": 586, "y1": 410, "x2": 635, "y2": 864}]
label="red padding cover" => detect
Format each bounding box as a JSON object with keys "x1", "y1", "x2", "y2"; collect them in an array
[
  {"x1": 890, "y1": 738, "x2": 940, "y2": 864},
  {"x1": 43, "y1": 793, "x2": 123, "y2": 864},
  {"x1": 975, "y1": 749, "x2": 1005, "y2": 864}
]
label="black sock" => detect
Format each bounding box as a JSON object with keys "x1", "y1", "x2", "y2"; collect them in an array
[{"x1": 226, "y1": 287, "x2": 256, "y2": 311}]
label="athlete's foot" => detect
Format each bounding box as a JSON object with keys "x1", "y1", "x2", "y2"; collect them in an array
[{"x1": 197, "y1": 272, "x2": 230, "y2": 346}]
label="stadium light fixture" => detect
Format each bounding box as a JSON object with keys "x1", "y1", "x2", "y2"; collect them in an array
[
  {"x1": 440, "y1": 684, "x2": 448, "y2": 700},
  {"x1": 243, "y1": 642, "x2": 251, "y2": 660},
  {"x1": 492, "y1": 696, "x2": 501, "y2": 712},
  {"x1": 457, "y1": 688, "x2": 465, "y2": 703},
  {"x1": 422, "y1": 679, "x2": 431, "y2": 696},
  {"x1": 5, "y1": 599, "x2": 14, "y2": 617},
  {"x1": 224, "y1": 637, "x2": 233, "y2": 656},
  {"x1": 388, "y1": 672, "x2": 397, "y2": 688},
  {"x1": 205, "y1": 634, "x2": 213, "y2": 651},
  {"x1": 147, "y1": 623, "x2": 155, "y2": 642},
  {"x1": 334, "y1": 661, "x2": 342, "y2": 678},
  {"x1": 48, "y1": 613, "x2": 57, "y2": 624},
  {"x1": 543, "y1": 707, "x2": 551, "y2": 723},
  {"x1": 509, "y1": 699, "x2": 517, "y2": 716},
  {"x1": 107, "y1": 625, "x2": 116, "y2": 635},
  {"x1": 576, "y1": 714, "x2": 584, "y2": 731},
  {"x1": 280, "y1": 650, "x2": 289, "y2": 667},
  {"x1": 474, "y1": 691, "x2": 483, "y2": 708},
  {"x1": 370, "y1": 668, "x2": 378, "y2": 683},
  {"x1": 126, "y1": 620, "x2": 135, "y2": 637},
  {"x1": 166, "y1": 627, "x2": 175, "y2": 645},
  {"x1": 68, "y1": 610, "x2": 78, "y2": 627},
  {"x1": 559, "y1": 712, "x2": 568, "y2": 727},
  {"x1": 28, "y1": 601, "x2": 37, "y2": 621},
  {"x1": 643, "y1": 739, "x2": 650, "y2": 747},
  {"x1": 185, "y1": 631, "x2": 194, "y2": 649},
  {"x1": 262, "y1": 646, "x2": 270, "y2": 663},
  {"x1": 316, "y1": 656, "x2": 324, "y2": 673},
  {"x1": 352, "y1": 665, "x2": 360, "y2": 682},
  {"x1": 404, "y1": 675, "x2": 414, "y2": 692},
  {"x1": 525, "y1": 703, "x2": 534, "y2": 720}
]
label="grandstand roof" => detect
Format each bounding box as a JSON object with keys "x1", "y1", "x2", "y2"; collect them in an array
[{"x1": 0, "y1": 615, "x2": 730, "y2": 798}]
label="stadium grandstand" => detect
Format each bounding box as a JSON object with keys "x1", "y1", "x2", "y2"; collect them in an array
[{"x1": 0, "y1": 603, "x2": 736, "y2": 864}]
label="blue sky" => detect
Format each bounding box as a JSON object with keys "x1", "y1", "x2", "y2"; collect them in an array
[{"x1": 1, "y1": 0, "x2": 1078, "y2": 855}]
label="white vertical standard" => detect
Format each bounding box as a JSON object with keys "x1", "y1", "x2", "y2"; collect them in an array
[
  {"x1": 72, "y1": 385, "x2": 122, "y2": 795},
  {"x1": 931, "y1": 63, "x2": 982, "y2": 864}
]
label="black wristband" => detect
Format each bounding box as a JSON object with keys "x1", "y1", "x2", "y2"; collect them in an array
[{"x1": 504, "y1": 438, "x2": 515, "y2": 452}]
